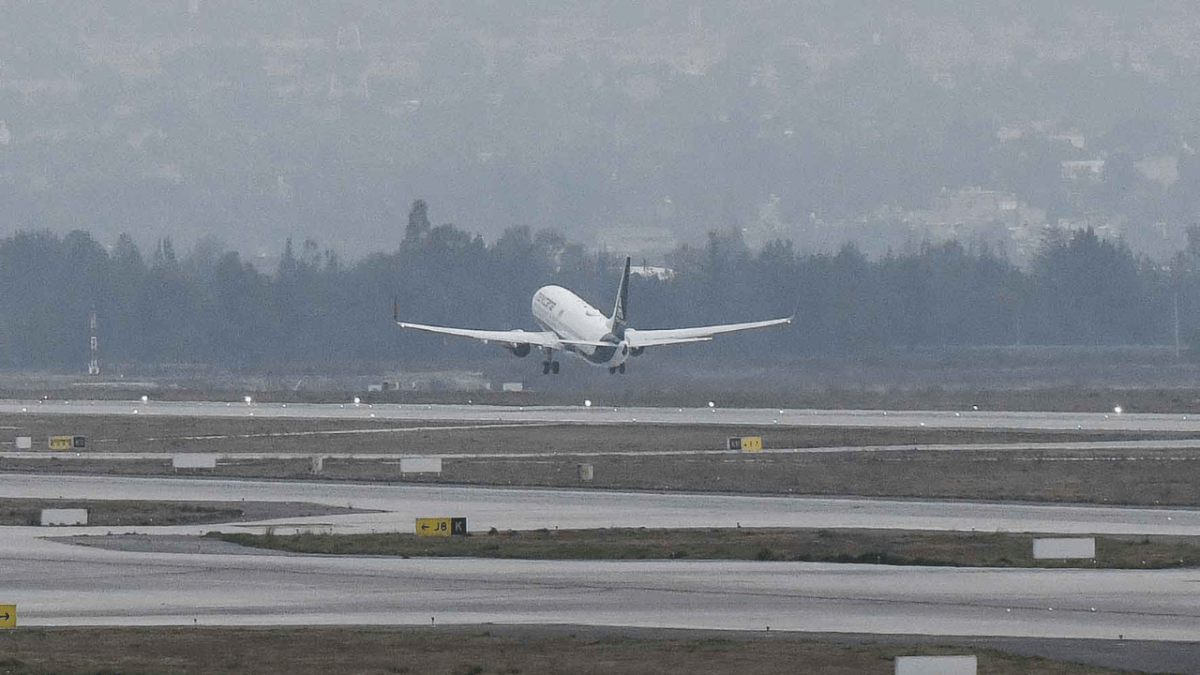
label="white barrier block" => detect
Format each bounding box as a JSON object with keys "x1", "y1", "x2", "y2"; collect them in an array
[
  {"x1": 895, "y1": 655, "x2": 977, "y2": 675},
  {"x1": 401, "y1": 457, "x2": 442, "y2": 474},
  {"x1": 172, "y1": 454, "x2": 218, "y2": 469},
  {"x1": 1033, "y1": 537, "x2": 1096, "y2": 560},
  {"x1": 41, "y1": 509, "x2": 88, "y2": 526},
  {"x1": 14, "y1": 437, "x2": 30, "y2": 449}
]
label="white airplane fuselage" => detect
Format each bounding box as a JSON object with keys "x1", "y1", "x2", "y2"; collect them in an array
[{"x1": 532, "y1": 285, "x2": 631, "y2": 368}]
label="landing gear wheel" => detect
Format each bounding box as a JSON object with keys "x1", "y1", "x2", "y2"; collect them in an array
[
  {"x1": 618, "y1": 363, "x2": 626, "y2": 374},
  {"x1": 551, "y1": 361, "x2": 560, "y2": 374},
  {"x1": 608, "y1": 366, "x2": 617, "y2": 375},
  {"x1": 542, "y1": 361, "x2": 550, "y2": 375}
]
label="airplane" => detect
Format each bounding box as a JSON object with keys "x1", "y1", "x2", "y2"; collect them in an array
[{"x1": 395, "y1": 256, "x2": 793, "y2": 375}]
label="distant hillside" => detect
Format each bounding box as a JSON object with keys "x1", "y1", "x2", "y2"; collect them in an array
[{"x1": 1, "y1": 2, "x2": 1199, "y2": 261}]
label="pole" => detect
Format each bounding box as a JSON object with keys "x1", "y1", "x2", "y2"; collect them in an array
[{"x1": 1175, "y1": 292, "x2": 1181, "y2": 359}]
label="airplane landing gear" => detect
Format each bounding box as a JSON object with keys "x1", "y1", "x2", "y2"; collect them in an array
[
  {"x1": 608, "y1": 364, "x2": 626, "y2": 375},
  {"x1": 540, "y1": 347, "x2": 560, "y2": 375}
]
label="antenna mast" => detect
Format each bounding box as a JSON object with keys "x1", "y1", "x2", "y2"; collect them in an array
[{"x1": 88, "y1": 310, "x2": 100, "y2": 375}]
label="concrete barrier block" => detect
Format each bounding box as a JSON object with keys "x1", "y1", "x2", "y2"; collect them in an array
[
  {"x1": 401, "y1": 457, "x2": 442, "y2": 474},
  {"x1": 1033, "y1": 537, "x2": 1096, "y2": 560},
  {"x1": 172, "y1": 454, "x2": 218, "y2": 469},
  {"x1": 895, "y1": 655, "x2": 977, "y2": 675}
]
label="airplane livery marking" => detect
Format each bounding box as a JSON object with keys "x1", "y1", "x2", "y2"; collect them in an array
[{"x1": 535, "y1": 292, "x2": 556, "y2": 312}]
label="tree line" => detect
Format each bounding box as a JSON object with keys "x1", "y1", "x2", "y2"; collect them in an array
[{"x1": 0, "y1": 201, "x2": 1192, "y2": 371}]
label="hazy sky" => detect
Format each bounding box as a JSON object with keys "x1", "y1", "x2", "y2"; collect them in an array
[{"x1": 2, "y1": 2, "x2": 1199, "y2": 263}]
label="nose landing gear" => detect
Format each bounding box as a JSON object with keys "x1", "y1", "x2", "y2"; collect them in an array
[{"x1": 608, "y1": 363, "x2": 626, "y2": 375}]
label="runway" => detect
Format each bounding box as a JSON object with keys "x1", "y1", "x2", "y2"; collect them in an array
[
  {"x1": 3, "y1": 400, "x2": 1200, "y2": 660},
  {"x1": 5, "y1": 398, "x2": 1200, "y2": 433},
  {"x1": 3, "y1": 534, "x2": 1200, "y2": 644}
]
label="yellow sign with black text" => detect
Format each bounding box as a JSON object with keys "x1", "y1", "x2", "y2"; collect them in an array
[
  {"x1": 416, "y1": 517, "x2": 451, "y2": 536},
  {"x1": 0, "y1": 604, "x2": 15, "y2": 628},
  {"x1": 48, "y1": 436, "x2": 72, "y2": 450},
  {"x1": 415, "y1": 517, "x2": 467, "y2": 536},
  {"x1": 728, "y1": 436, "x2": 763, "y2": 452}
]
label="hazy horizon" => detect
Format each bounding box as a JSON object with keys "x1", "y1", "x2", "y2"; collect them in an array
[{"x1": 4, "y1": 2, "x2": 1200, "y2": 265}]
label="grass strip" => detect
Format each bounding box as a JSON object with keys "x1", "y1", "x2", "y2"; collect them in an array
[
  {"x1": 0, "y1": 499, "x2": 355, "y2": 527},
  {"x1": 0, "y1": 627, "x2": 1154, "y2": 675},
  {"x1": 210, "y1": 527, "x2": 1200, "y2": 569}
]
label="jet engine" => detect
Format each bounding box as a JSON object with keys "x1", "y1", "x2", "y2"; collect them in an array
[{"x1": 506, "y1": 343, "x2": 531, "y2": 358}]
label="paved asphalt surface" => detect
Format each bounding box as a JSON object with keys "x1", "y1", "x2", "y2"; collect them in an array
[
  {"x1": 3, "y1": 474, "x2": 1200, "y2": 536},
  {"x1": 5, "y1": 398, "x2": 1200, "y2": 432},
  {"x1": 3, "y1": 400, "x2": 1200, "y2": 671}
]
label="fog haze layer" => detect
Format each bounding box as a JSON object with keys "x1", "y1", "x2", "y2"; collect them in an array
[{"x1": 2, "y1": 2, "x2": 1200, "y2": 262}]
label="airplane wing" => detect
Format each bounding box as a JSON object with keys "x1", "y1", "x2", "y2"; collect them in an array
[
  {"x1": 397, "y1": 321, "x2": 613, "y2": 349},
  {"x1": 625, "y1": 316, "x2": 793, "y2": 349}
]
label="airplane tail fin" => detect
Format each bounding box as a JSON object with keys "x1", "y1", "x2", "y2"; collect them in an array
[{"x1": 610, "y1": 256, "x2": 631, "y2": 336}]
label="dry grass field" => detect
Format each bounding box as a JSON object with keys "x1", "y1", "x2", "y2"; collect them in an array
[
  {"x1": 0, "y1": 498, "x2": 357, "y2": 527},
  {"x1": 0, "y1": 627, "x2": 1156, "y2": 675},
  {"x1": 3, "y1": 412, "x2": 1174, "y2": 455},
  {"x1": 214, "y1": 526, "x2": 1200, "y2": 569}
]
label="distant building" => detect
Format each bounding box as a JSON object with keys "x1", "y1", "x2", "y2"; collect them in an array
[
  {"x1": 595, "y1": 226, "x2": 678, "y2": 260},
  {"x1": 916, "y1": 186, "x2": 1044, "y2": 231},
  {"x1": 904, "y1": 186, "x2": 1048, "y2": 265},
  {"x1": 629, "y1": 264, "x2": 675, "y2": 281},
  {"x1": 995, "y1": 125, "x2": 1023, "y2": 143},
  {"x1": 1056, "y1": 216, "x2": 1124, "y2": 241},
  {"x1": 378, "y1": 371, "x2": 491, "y2": 392},
  {"x1": 1135, "y1": 155, "x2": 1179, "y2": 186},
  {"x1": 1051, "y1": 130, "x2": 1087, "y2": 150},
  {"x1": 1061, "y1": 159, "x2": 1106, "y2": 182}
]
